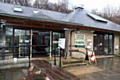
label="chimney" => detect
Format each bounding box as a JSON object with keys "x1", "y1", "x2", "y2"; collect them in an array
[{"x1": 75, "y1": 4, "x2": 84, "y2": 10}]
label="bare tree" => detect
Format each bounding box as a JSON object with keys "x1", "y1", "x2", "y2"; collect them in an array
[
  {"x1": 0, "y1": 0, "x2": 14, "y2": 3},
  {"x1": 0, "y1": 0, "x2": 72, "y2": 13},
  {"x1": 33, "y1": 0, "x2": 49, "y2": 9},
  {"x1": 53, "y1": 0, "x2": 71, "y2": 13},
  {"x1": 91, "y1": 9, "x2": 98, "y2": 14},
  {"x1": 0, "y1": 0, "x2": 32, "y2": 6},
  {"x1": 14, "y1": 0, "x2": 32, "y2": 6},
  {"x1": 33, "y1": 0, "x2": 72, "y2": 13}
]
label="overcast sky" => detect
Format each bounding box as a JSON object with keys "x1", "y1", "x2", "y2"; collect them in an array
[{"x1": 49, "y1": 0, "x2": 120, "y2": 11}]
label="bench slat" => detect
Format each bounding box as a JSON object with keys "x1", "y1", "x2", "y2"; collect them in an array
[
  {"x1": 22, "y1": 69, "x2": 34, "y2": 80},
  {"x1": 35, "y1": 60, "x2": 79, "y2": 80}
]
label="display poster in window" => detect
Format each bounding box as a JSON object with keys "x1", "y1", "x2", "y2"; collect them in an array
[
  {"x1": 58, "y1": 38, "x2": 65, "y2": 49},
  {"x1": 75, "y1": 34, "x2": 85, "y2": 48}
]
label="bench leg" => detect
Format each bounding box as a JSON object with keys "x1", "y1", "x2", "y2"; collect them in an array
[
  {"x1": 29, "y1": 65, "x2": 35, "y2": 71},
  {"x1": 33, "y1": 70, "x2": 41, "y2": 74},
  {"x1": 28, "y1": 65, "x2": 42, "y2": 75},
  {"x1": 29, "y1": 70, "x2": 41, "y2": 75},
  {"x1": 23, "y1": 77, "x2": 26, "y2": 80},
  {"x1": 45, "y1": 76, "x2": 50, "y2": 80}
]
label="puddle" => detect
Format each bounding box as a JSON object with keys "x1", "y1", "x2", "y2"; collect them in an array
[
  {"x1": 96, "y1": 57, "x2": 120, "y2": 73},
  {"x1": 0, "y1": 68, "x2": 27, "y2": 80}
]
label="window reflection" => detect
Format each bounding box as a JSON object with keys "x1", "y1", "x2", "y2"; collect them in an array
[
  {"x1": 94, "y1": 33, "x2": 113, "y2": 55},
  {"x1": 109, "y1": 35, "x2": 113, "y2": 46},
  {"x1": 104, "y1": 34, "x2": 108, "y2": 46}
]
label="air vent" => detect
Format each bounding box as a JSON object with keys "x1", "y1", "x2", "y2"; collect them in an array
[
  {"x1": 33, "y1": 10, "x2": 39, "y2": 14},
  {"x1": 13, "y1": 7, "x2": 23, "y2": 13},
  {"x1": 87, "y1": 13, "x2": 108, "y2": 23},
  {"x1": 75, "y1": 5, "x2": 84, "y2": 10}
]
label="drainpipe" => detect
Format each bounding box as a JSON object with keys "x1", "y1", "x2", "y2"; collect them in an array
[
  {"x1": 0, "y1": 20, "x2": 6, "y2": 60},
  {"x1": 70, "y1": 29, "x2": 75, "y2": 57},
  {"x1": 29, "y1": 29, "x2": 32, "y2": 67},
  {"x1": 50, "y1": 31, "x2": 52, "y2": 58}
]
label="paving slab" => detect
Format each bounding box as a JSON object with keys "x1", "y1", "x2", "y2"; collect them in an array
[{"x1": 64, "y1": 57, "x2": 120, "y2": 80}]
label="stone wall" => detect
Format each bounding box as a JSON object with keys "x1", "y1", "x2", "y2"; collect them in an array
[
  {"x1": 66, "y1": 30, "x2": 93, "y2": 58},
  {"x1": 0, "y1": 58, "x2": 29, "y2": 69}
]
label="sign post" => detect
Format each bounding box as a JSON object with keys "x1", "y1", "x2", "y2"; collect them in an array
[
  {"x1": 58, "y1": 38, "x2": 65, "y2": 49},
  {"x1": 58, "y1": 38, "x2": 65, "y2": 68}
]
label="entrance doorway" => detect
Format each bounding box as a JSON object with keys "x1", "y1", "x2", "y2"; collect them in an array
[
  {"x1": 94, "y1": 33, "x2": 114, "y2": 55},
  {"x1": 32, "y1": 30, "x2": 65, "y2": 58},
  {"x1": 0, "y1": 25, "x2": 65, "y2": 59},
  {"x1": 32, "y1": 31, "x2": 50, "y2": 57}
]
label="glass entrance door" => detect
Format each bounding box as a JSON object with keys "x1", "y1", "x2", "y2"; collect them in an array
[
  {"x1": 32, "y1": 30, "x2": 65, "y2": 58},
  {"x1": 14, "y1": 29, "x2": 30, "y2": 57},
  {"x1": 32, "y1": 31, "x2": 50, "y2": 57},
  {"x1": 52, "y1": 31, "x2": 65, "y2": 56},
  {"x1": 94, "y1": 34, "x2": 104, "y2": 55},
  {"x1": 94, "y1": 33, "x2": 114, "y2": 55}
]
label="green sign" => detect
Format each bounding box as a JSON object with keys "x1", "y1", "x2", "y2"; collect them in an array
[{"x1": 75, "y1": 34, "x2": 85, "y2": 48}]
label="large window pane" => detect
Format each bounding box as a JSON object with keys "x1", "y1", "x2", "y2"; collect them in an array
[
  {"x1": 94, "y1": 35, "x2": 98, "y2": 55},
  {"x1": 109, "y1": 35, "x2": 113, "y2": 46},
  {"x1": 0, "y1": 26, "x2": 2, "y2": 53},
  {"x1": 100, "y1": 46, "x2": 103, "y2": 55},
  {"x1": 104, "y1": 34, "x2": 108, "y2": 46},
  {"x1": 94, "y1": 33, "x2": 114, "y2": 55},
  {"x1": 109, "y1": 47, "x2": 113, "y2": 54},
  {"x1": 15, "y1": 29, "x2": 30, "y2": 57},
  {"x1": 0, "y1": 26, "x2": 3, "y2": 46},
  {"x1": 104, "y1": 47, "x2": 108, "y2": 54},
  {"x1": 99, "y1": 35, "x2": 103, "y2": 43},
  {"x1": 52, "y1": 32, "x2": 65, "y2": 55},
  {"x1": 6, "y1": 27, "x2": 13, "y2": 46}
]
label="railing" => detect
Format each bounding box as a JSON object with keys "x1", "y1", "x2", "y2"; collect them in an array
[
  {"x1": 51, "y1": 46, "x2": 67, "y2": 68},
  {"x1": 69, "y1": 45, "x2": 95, "y2": 61},
  {"x1": 0, "y1": 44, "x2": 67, "y2": 68},
  {"x1": 59, "y1": 47, "x2": 67, "y2": 68},
  {"x1": 0, "y1": 45, "x2": 30, "y2": 66}
]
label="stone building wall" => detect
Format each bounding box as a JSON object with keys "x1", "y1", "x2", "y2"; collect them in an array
[{"x1": 66, "y1": 30, "x2": 93, "y2": 59}]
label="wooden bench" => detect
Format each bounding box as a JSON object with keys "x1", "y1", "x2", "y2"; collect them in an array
[
  {"x1": 22, "y1": 60, "x2": 80, "y2": 80},
  {"x1": 22, "y1": 69, "x2": 34, "y2": 80}
]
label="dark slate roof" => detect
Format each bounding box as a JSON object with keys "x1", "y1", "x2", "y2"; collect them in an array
[
  {"x1": 0, "y1": 2, "x2": 66, "y2": 20},
  {"x1": 0, "y1": 2, "x2": 120, "y2": 32},
  {"x1": 62, "y1": 8, "x2": 120, "y2": 32}
]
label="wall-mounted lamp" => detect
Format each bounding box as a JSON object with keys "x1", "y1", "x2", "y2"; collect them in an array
[
  {"x1": 63, "y1": 28, "x2": 69, "y2": 30},
  {"x1": 90, "y1": 30, "x2": 95, "y2": 33},
  {"x1": 0, "y1": 19, "x2": 6, "y2": 24},
  {"x1": 75, "y1": 28, "x2": 80, "y2": 33}
]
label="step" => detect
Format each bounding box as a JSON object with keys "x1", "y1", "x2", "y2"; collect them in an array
[
  {"x1": 63, "y1": 62, "x2": 87, "y2": 68},
  {"x1": 62, "y1": 59, "x2": 86, "y2": 68},
  {"x1": 63, "y1": 60, "x2": 83, "y2": 64}
]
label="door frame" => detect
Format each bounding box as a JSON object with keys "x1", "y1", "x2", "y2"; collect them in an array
[{"x1": 94, "y1": 32, "x2": 114, "y2": 55}]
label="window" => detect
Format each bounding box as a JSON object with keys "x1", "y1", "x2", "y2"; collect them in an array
[
  {"x1": 94, "y1": 33, "x2": 114, "y2": 55},
  {"x1": 87, "y1": 13, "x2": 108, "y2": 23},
  {"x1": 13, "y1": 7, "x2": 23, "y2": 13}
]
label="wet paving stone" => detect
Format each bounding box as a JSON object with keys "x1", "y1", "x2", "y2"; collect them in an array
[
  {"x1": 0, "y1": 57, "x2": 120, "y2": 80},
  {"x1": 64, "y1": 57, "x2": 120, "y2": 80},
  {"x1": 0, "y1": 68, "x2": 25, "y2": 80}
]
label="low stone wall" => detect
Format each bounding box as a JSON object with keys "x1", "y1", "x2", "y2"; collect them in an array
[{"x1": 0, "y1": 58, "x2": 29, "y2": 69}]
